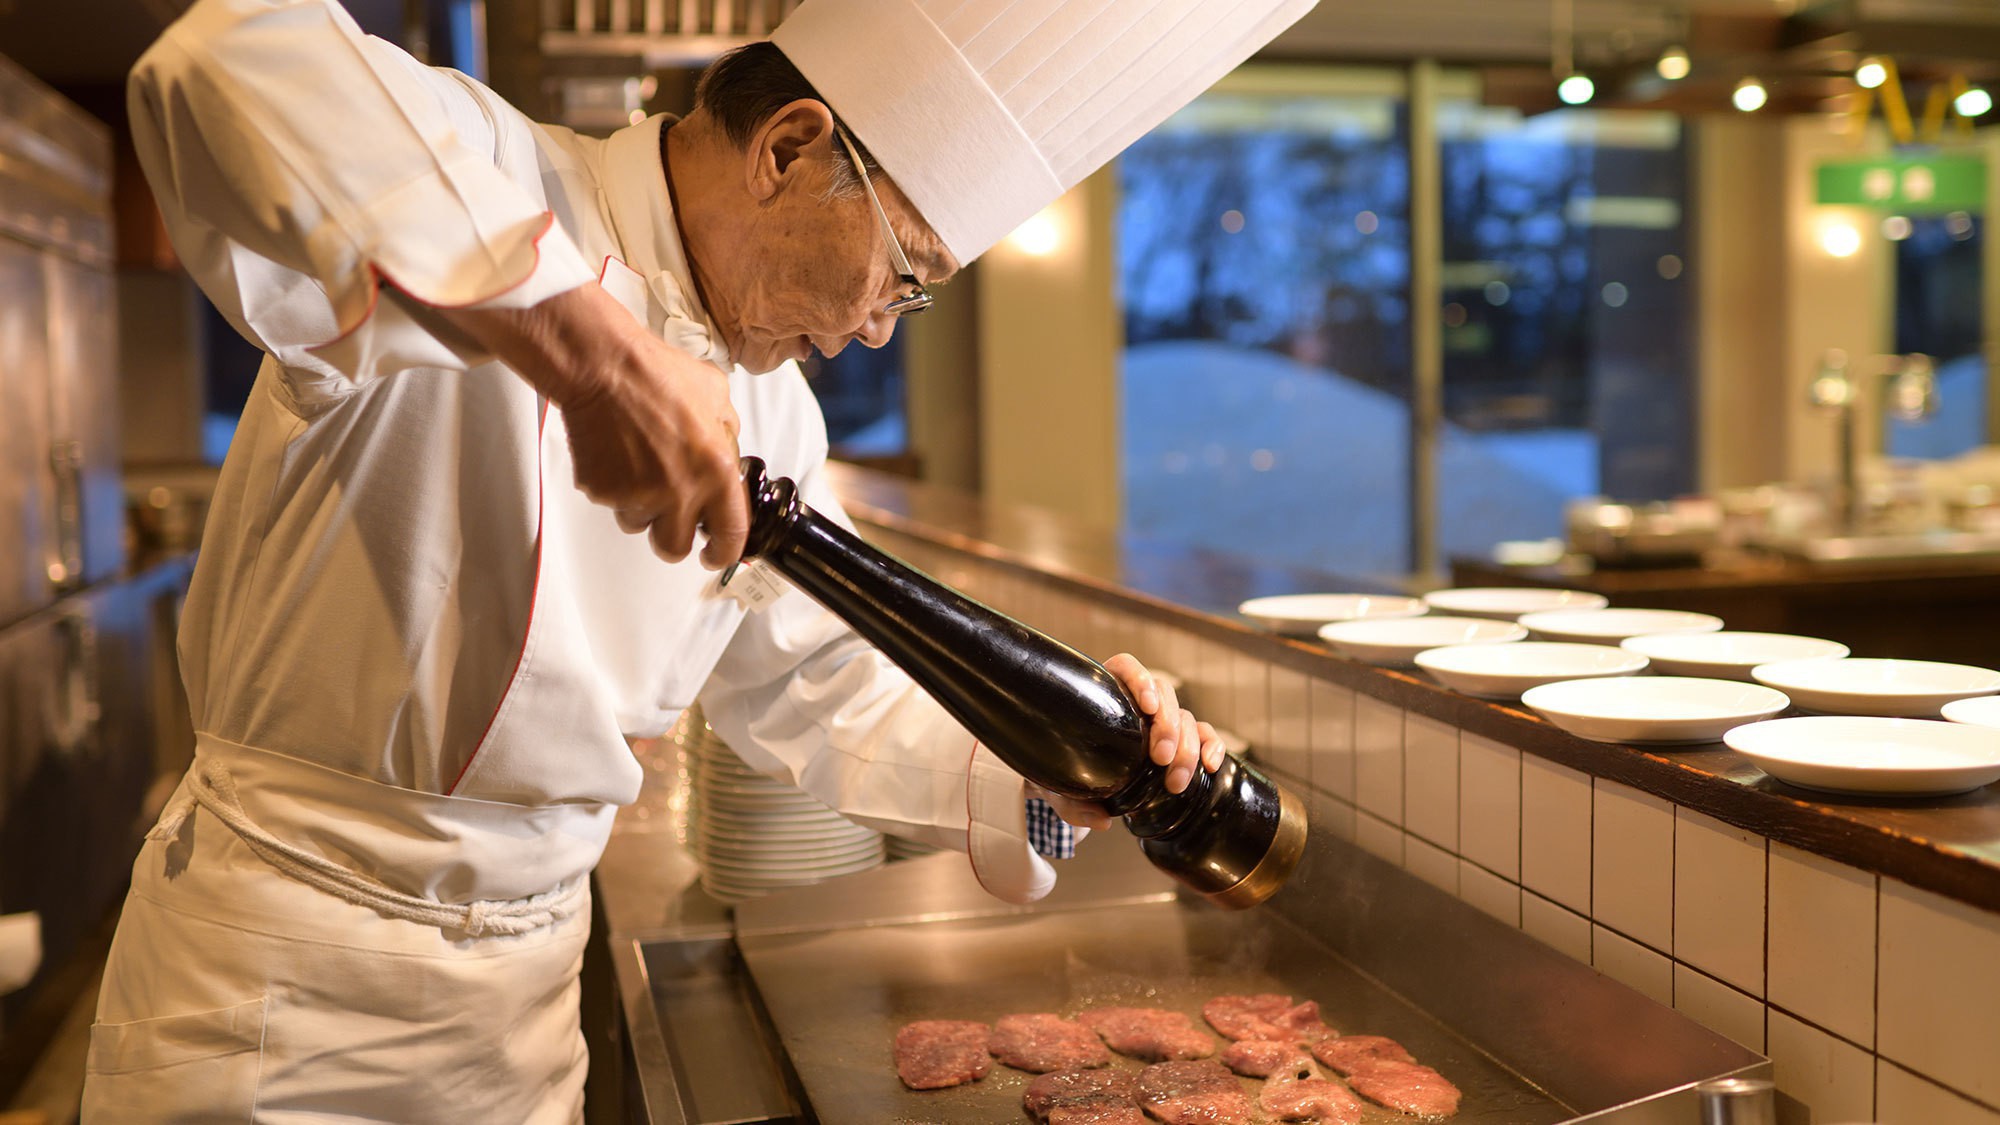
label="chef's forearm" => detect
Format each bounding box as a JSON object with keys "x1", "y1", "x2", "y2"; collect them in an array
[{"x1": 436, "y1": 282, "x2": 638, "y2": 410}]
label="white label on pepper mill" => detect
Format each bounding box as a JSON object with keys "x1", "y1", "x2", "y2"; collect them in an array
[{"x1": 720, "y1": 561, "x2": 787, "y2": 612}]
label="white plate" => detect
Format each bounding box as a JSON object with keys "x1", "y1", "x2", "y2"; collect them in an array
[
  {"x1": 1619, "y1": 631, "x2": 1850, "y2": 681},
  {"x1": 1725, "y1": 716, "x2": 2000, "y2": 796},
  {"x1": 1414, "y1": 642, "x2": 1649, "y2": 700},
  {"x1": 1942, "y1": 696, "x2": 2000, "y2": 730},
  {"x1": 1518, "y1": 608, "x2": 1724, "y2": 646},
  {"x1": 1318, "y1": 616, "x2": 1526, "y2": 667},
  {"x1": 1420, "y1": 587, "x2": 1608, "y2": 621},
  {"x1": 1521, "y1": 676, "x2": 1789, "y2": 744},
  {"x1": 1238, "y1": 594, "x2": 1427, "y2": 636},
  {"x1": 1751, "y1": 658, "x2": 2000, "y2": 718}
]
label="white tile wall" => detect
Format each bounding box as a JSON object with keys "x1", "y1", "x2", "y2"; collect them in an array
[
  {"x1": 1594, "y1": 924, "x2": 1673, "y2": 1006},
  {"x1": 1459, "y1": 859, "x2": 1521, "y2": 927},
  {"x1": 1768, "y1": 842, "x2": 1877, "y2": 1048},
  {"x1": 1356, "y1": 810, "x2": 1404, "y2": 866},
  {"x1": 1522, "y1": 891, "x2": 1592, "y2": 964},
  {"x1": 1263, "y1": 665, "x2": 1312, "y2": 785},
  {"x1": 1767, "y1": 1009, "x2": 1874, "y2": 1125},
  {"x1": 1404, "y1": 833, "x2": 1459, "y2": 895},
  {"x1": 868, "y1": 549, "x2": 2000, "y2": 1120},
  {"x1": 1403, "y1": 714, "x2": 1459, "y2": 851},
  {"x1": 1593, "y1": 780, "x2": 1675, "y2": 954},
  {"x1": 1458, "y1": 733, "x2": 1521, "y2": 881},
  {"x1": 1308, "y1": 678, "x2": 1356, "y2": 802},
  {"x1": 1512, "y1": 888, "x2": 1592, "y2": 960},
  {"x1": 1674, "y1": 808, "x2": 1767, "y2": 996},
  {"x1": 1521, "y1": 756, "x2": 1592, "y2": 914},
  {"x1": 1879, "y1": 878, "x2": 2000, "y2": 1108},
  {"x1": 1353, "y1": 697, "x2": 1404, "y2": 826},
  {"x1": 1673, "y1": 963, "x2": 1764, "y2": 1051},
  {"x1": 1231, "y1": 652, "x2": 1271, "y2": 759},
  {"x1": 1878, "y1": 1060, "x2": 2000, "y2": 1125}
]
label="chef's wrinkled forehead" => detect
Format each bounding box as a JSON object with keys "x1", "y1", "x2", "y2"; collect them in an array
[{"x1": 771, "y1": 0, "x2": 1318, "y2": 267}]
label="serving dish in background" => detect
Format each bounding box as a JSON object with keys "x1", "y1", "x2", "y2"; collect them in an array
[
  {"x1": 1619, "y1": 631, "x2": 1849, "y2": 682},
  {"x1": 1521, "y1": 677, "x2": 1789, "y2": 745},
  {"x1": 1942, "y1": 696, "x2": 2000, "y2": 730},
  {"x1": 1415, "y1": 641, "x2": 1648, "y2": 700},
  {"x1": 1751, "y1": 658, "x2": 2000, "y2": 718},
  {"x1": 1318, "y1": 616, "x2": 1525, "y2": 667},
  {"x1": 1420, "y1": 587, "x2": 1607, "y2": 621},
  {"x1": 1725, "y1": 716, "x2": 2000, "y2": 797},
  {"x1": 1519, "y1": 608, "x2": 1724, "y2": 646},
  {"x1": 1237, "y1": 593, "x2": 1426, "y2": 636}
]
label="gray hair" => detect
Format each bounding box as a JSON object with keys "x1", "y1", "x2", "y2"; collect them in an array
[{"x1": 697, "y1": 41, "x2": 874, "y2": 205}]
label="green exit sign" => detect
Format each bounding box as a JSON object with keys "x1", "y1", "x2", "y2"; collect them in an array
[{"x1": 1817, "y1": 154, "x2": 1987, "y2": 212}]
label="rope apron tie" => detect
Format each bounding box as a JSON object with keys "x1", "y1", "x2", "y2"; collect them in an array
[{"x1": 149, "y1": 762, "x2": 587, "y2": 938}]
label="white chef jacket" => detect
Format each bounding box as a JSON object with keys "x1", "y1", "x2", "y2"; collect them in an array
[
  {"x1": 122, "y1": 0, "x2": 1063, "y2": 903},
  {"x1": 84, "y1": 3, "x2": 1075, "y2": 1118}
]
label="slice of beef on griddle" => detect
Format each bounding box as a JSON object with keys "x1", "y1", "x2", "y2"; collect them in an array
[
  {"x1": 1346, "y1": 1058, "x2": 1463, "y2": 1118},
  {"x1": 1134, "y1": 1059, "x2": 1256, "y2": 1125},
  {"x1": 1258, "y1": 1071, "x2": 1365, "y2": 1124},
  {"x1": 1078, "y1": 1007, "x2": 1216, "y2": 1062},
  {"x1": 991, "y1": 1013, "x2": 1113, "y2": 1073},
  {"x1": 1203, "y1": 993, "x2": 1335, "y2": 1043},
  {"x1": 1024, "y1": 1068, "x2": 1146, "y2": 1125},
  {"x1": 1309, "y1": 1033, "x2": 1417, "y2": 1076},
  {"x1": 1202, "y1": 994, "x2": 1295, "y2": 1040},
  {"x1": 893, "y1": 1019, "x2": 992, "y2": 1090},
  {"x1": 1219, "y1": 1038, "x2": 1314, "y2": 1079}
]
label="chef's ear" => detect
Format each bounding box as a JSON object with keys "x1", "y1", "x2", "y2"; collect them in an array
[{"x1": 744, "y1": 98, "x2": 838, "y2": 203}]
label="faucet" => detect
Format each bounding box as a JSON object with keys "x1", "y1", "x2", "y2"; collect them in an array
[{"x1": 1809, "y1": 350, "x2": 1938, "y2": 532}]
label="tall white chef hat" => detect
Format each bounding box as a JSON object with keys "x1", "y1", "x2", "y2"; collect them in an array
[{"x1": 771, "y1": 0, "x2": 1317, "y2": 266}]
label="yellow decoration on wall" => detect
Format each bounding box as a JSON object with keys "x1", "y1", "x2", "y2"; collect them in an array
[{"x1": 1847, "y1": 59, "x2": 1981, "y2": 145}]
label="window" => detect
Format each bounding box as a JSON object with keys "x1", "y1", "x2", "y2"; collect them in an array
[
  {"x1": 1117, "y1": 69, "x2": 1693, "y2": 578},
  {"x1": 1888, "y1": 211, "x2": 1985, "y2": 460}
]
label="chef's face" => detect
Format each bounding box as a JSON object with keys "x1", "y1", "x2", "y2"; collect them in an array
[{"x1": 722, "y1": 102, "x2": 958, "y2": 374}]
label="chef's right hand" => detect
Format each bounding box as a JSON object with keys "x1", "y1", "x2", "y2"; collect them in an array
[{"x1": 438, "y1": 282, "x2": 749, "y2": 568}]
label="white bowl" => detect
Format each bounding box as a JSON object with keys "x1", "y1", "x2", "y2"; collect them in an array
[
  {"x1": 1317, "y1": 616, "x2": 1526, "y2": 667},
  {"x1": 1238, "y1": 593, "x2": 1426, "y2": 636},
  {"x1": 1414, "y1": 642, "x2": 1649, "y2": 700},
  {"x1": 1619, "y1": 631, "x2": 1850, "y2": 681},
  {"x1": 1421, "y1": 587, "x2": 1608, "y2": 621},
  {"x1": 1518, "y1": 608, "x2": 1724, "y2": 646},
  {"x1": 1942, "y1": 696, "x2": 2000, "y2": 730},
  {"x1": 1521, "y1": 677, "x2": 1790, "y2": 745},
  {"x1": 1751, "y1": 658, "x2": 2000, "y2": 718},
  {"x1": 1725, "y1": 716, "x2": 2000, "y2": 796}
]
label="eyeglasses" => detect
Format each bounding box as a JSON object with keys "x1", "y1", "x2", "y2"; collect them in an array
[{"x1": 835, "y1": 128, "x2": 933, "y2": 317}]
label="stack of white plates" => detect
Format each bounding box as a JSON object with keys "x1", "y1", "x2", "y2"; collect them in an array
[
  {"x1": 674, "y1": 708, "x2": 885, "y2": 903},
  {"x1": 1421, "y1": 587, "x2": 1607, "y2": 621},
  {"x1": 1237, "y1": 593, "x2": 1426, "y2": 636}
]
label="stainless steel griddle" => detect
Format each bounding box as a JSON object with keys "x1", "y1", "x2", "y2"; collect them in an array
[{"x1": 728, "y1": 788, "x2": 1767, "y2": 1125}]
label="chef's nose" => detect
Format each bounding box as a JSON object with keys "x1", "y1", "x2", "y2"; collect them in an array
[{"x1": 858, "y1": 313, "x2": 896, "y2": 350}]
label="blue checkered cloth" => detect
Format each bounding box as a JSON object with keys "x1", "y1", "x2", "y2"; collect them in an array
[{"x1": 1025, "y1": 797, "x2": 1076, "y2": 859}]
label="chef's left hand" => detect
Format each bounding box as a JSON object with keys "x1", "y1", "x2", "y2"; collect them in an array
[{"x1": 1040, "y1": 653, "x2": 1225, "y2": 830}]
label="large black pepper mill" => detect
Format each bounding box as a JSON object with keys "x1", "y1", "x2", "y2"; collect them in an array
[{"x1": 735, "y1": 458, "x2": 1307, "y2": 909}]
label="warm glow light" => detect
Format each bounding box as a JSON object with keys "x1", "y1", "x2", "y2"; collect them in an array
[
  {"x1": 1007, "y1": 209, "x2": 1062, "y2": 257},
  {"x1": 1557, "y1": 74, "x2": 1595, "y2": 106},
  {"x1": 1656, "y1": 46, "x2": 1690, "y2": 82},
  {"x1": 1882, "y1": 215, "x2": 1913, "y2": 241},
  {"x1": 1733, "y1": 78, "x2": 1768, "y2": 112},
  {"x1": 1957, "y1": 87, "x2": 1993, "y2": 117},
  {"x1": 1819, "y1": 221, "x2": 1863, "y2": 258},
  {"x1": 1855, "y1": 59, "x2": 1887, "y2": 89}
]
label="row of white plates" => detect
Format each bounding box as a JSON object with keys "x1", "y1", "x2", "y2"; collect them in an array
[{"x1": 1238, "y1": 588, "x2": 2000, "y2": 798}]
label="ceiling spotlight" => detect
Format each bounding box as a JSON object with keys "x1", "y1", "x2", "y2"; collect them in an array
[
  {"x1": 1657, "y1": 46, "x2": 1691, "y2": 82},
  {"x1": 1558, "y1": 74, "x2": 1596, "y2": 106},
  {"x1": 1855, "y1": 59, "x2": 1887, "y2": 89},
  {"x1": 1957, "y1": 87, "x2": 1994, "y2": 117},
  {"x1": 1733, "y1": 77, "x2": 1769, "y2": 113}
]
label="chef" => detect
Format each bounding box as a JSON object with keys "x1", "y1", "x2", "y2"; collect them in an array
[{"x1": 85, "y1": 0, "x2": 1317, "y2": 1119}]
